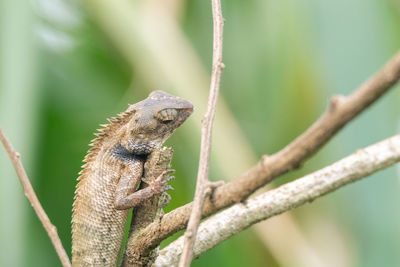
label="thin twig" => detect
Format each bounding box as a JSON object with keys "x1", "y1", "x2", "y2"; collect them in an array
[
  {"x1": 178, "y1": 0, "x2": 225, "y2": 266},
  {"x1": 0, "y1": 127, "x2": 72, "y2": 267},
  {"x1": 155, "y1": 134, "x2": 400, "y2": 266},
  {"x1": 131, "y1": 49, "x2": 400, "y2": 251}
]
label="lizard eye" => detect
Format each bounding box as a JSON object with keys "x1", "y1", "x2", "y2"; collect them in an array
[{"x1": 156, "y1": 108, "x2": 178, "y2": 123}]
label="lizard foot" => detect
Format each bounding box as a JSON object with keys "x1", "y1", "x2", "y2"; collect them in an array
[
  {"x1": 149, "y1": 169, "x2": 175, "y2": 195},
  {"x1": 159, "y1": 192, "x2": 172, "y2": 208}
]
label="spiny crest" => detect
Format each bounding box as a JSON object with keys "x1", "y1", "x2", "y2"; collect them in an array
[
  {"x1": 78, "y1": 107, "x2": 136, "y2": 178},
  {"x1": 72, "y1": 107, "x2": 136, "y2": 210}
]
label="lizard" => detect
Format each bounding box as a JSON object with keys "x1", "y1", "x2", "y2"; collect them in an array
[{"x1": 71, "y1": 90, "x2": 193, "y2": 266}]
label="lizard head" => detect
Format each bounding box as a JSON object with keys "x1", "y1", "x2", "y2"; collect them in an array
[{"x1": 120, "y1": 90, "x2": 193, "y2": 155}]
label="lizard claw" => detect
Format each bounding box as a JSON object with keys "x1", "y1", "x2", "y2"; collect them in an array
[
  {"x1": 155, "y1": 170, "x2": 175, "y2": 181},
  {"x1": 159, "y1": 193, "x2": 171, "y2": 208}
]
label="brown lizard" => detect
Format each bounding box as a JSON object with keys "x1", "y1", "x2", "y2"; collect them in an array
[{"x1": 71, "y1": 90, "x2": 193, "y2": 266}]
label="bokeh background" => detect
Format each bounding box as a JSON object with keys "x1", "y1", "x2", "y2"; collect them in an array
[{"x1": 1, "y1": 0, "x2": 400, "y2": 266}]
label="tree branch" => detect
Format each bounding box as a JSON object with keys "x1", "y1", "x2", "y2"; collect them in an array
[
  {"x1": 132, "y1": 49, "x2": 400, "y2": 250},
  {"x1": 178, "y1": 0, "x2": 225, "y2": 266},
  {"x1": 155, "y1": 134, "x2": 400, "y2": 266},
  {"x1": 122, "y1": 148, "x2": 174, "y2": 266},
  {"x1": 0, "y1": 127, "x2": 71, "y2": 267}
]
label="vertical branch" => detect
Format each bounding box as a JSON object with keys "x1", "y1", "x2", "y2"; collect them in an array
[
  {"x1": 0, "y1": 127, "x2": 72, "y2": 267},
  {"x1": 178, "y1": 0, "x2": 225, "y2": 266},
  {"x1": 122, "y1": 147, "x2": 174, "y2": 266}
]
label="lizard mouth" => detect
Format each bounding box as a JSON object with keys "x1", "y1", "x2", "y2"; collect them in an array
[
  {"x1": 180, "y1": 106, "x2": 193, "y2": 123},
  {"x1": 184, "y1": 103, "x2": 194, "y2": 112},
  {"x1": 183, "y1": 104, "x2": 194, "y2": 116}
]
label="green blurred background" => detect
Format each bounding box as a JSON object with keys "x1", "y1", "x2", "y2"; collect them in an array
[{"x1": 1, "y1": 0, "x2": 399, "y2": 266}]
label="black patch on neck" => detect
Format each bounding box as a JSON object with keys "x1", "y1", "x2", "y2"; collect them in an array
[{"x1": 112, "y1": 145, "x2": 147, "y2": 162}]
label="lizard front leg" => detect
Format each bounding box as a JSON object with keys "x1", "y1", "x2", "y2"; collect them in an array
[{"x1": 114, "y1": 160, "x2": 173, "y2": 210}]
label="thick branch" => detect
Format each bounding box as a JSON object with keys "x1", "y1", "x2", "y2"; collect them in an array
[
  {"x1": 133, "y1": 50, "x2": 400, "y2": 250},
  {"x1": 122, "y1": 148, "x2": 174, "y2": 266},
  {"x1": 0, "y1": 127, "x2": 72, "y2": 267},
  {"x1": 178, "y1": 0, "x2": 225, "y2": 266},
  {"x1": 155, "y1": 135, "x2": 400, "y2": 266}
]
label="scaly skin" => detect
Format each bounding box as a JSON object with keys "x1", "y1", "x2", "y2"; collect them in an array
[{"x1": 71, "y1": 91, "x2": 193, "y2": 266}]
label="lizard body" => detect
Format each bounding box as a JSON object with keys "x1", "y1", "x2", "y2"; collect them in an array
[{"x1": 71, "y1": 91, "x2": 193, "y2": 266}]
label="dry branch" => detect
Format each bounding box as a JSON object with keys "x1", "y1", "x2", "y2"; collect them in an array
[
  {"x1": 0, "y1": 127, "x2": 71, "y2": 267},
  {"x1": 155, "y1": 135, "x2": 400, "y2": 266},
  {"x1": 132, "y1": 49, "x2": 400, "y2": 250},
  {"x1": 178, "y1": 0, "x2": 225, "y2": 266},
  {"x1": 122, "y1": 148, "x2": 174, "y2": 266}
]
